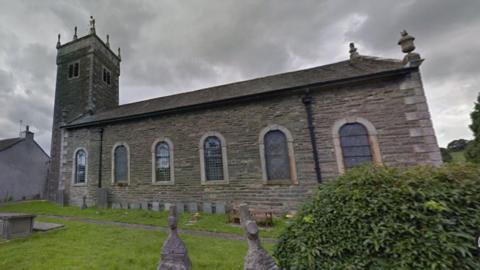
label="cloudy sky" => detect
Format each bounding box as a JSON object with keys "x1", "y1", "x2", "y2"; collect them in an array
[{"x1": 0, "y1": 0, "x2": 478, "y2": 153}]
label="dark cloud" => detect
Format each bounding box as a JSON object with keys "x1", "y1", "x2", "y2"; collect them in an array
[{"x1": 0, "y1": 0, "x2": 478, "y2": 152}]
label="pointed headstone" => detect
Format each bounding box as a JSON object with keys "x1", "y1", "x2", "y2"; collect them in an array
[{"x1": 157, "y1": 206, "x2": 192, "y2": 270}]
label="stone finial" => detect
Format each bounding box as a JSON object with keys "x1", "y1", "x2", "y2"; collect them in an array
[
  {"x1": 89, "y1": 16, "x2": 96, "y2": 34},
  {"x1": 73, "y1": 26, "x2": 78, "y2": 40},
  {"x1": 106, "y1": 34, "x2": 110, "y2": 48},
  {"x1": 349, "y1": 42, "x2": 360, "y2": 59},
  {"x1": 240, "y1": 204, "x2": 279, "y2": 270},
  {"x1": 398, "y1": 30, "x2": 423, "y2": 66},
  {"x1": 157, "y1": 205, "x2": 192, "y2": 270},
  {"x1": 56, "y1": 34, "x2": 61, "y2": 48},
  {"x1": 117, "y1": 47, "x2": 121, "y2": 60}
]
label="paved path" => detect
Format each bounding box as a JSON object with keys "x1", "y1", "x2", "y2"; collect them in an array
[{"x1": 38, "y1": 214, "x2": 278, "y2": 244}]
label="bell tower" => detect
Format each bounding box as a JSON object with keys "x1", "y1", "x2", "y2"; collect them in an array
[{"x1": 47, "y1": 17, "x2": 121, "y2": 201}]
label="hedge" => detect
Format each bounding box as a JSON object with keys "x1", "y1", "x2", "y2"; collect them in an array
[{"x1": 274, "y1": 164, "x2": 480, "y2": 269}]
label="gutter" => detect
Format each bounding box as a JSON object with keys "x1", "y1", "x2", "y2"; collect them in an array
[
  {"x1": 63, "y1": 66, "x2": 417, "y2": 129},
  {"x1": 98, "y1": 128, "x2": 104, "y2": 188},
  {"x1": 302, "y1": 89, "x2": 322, "y2": 183}
]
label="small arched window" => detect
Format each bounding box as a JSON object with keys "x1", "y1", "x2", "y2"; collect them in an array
[
  {"x1": 155, "y1": 142, "x2": 171, "y2": 182},
  {"x1": 114, "y1": 145, "x2": 128, "y2": 183},
  {"x1": 264, "y1": 130, "x2": 291, "y2": 180},
  {"x1": 204, "y1": 136, "x2": 224, "y2": 181},
  {"x1": 339, "y1": 123, "x2": 373, "y2": 169},
  {"x1": 74, "y1": 149, "x2": 87, "y2": 184}
]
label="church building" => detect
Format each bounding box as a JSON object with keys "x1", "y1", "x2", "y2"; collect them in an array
[{"x1": 47, "y1": 18, "x2": 441, "y2": 213}]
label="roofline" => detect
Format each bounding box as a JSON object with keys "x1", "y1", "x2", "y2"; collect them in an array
[
  {"x1": 58, "y1": 33, "x2": 121, "y2": 62},
  {"x1": 63, "y1": 66, "x2": 418, "y2": 129},
  {"x1": 0, "y1": 138, "x2": 24, "y2": 152}
]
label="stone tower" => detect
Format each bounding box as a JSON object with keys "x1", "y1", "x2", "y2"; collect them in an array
[{"x1": 47, "y1": 17, "x2": 121, "y2": 200}]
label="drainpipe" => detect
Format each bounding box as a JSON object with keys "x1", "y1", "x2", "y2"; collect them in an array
[
  {"x1": 98, "y1": 127, "x2": 104, "y2": 188},
  {"x1": 302, "y1": 89, "x2": 322, "y2": 183}
]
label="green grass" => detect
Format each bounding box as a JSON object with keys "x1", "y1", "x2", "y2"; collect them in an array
[
  {"x1": 0, "y1": 217, "x2": 274, "y2": 269},
  {"x1": 0, "y1": 201, "x2": 288, "y2": 238},
  {"x1": 450, "y1": 150, "x2": 466, "y2": 163}
]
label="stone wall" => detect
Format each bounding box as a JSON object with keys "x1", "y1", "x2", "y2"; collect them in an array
[{"x1": 62, "y1": 69, "x2": 441, "y2": 213}]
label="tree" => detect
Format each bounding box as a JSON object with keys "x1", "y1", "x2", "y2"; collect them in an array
[
  {"x1": 447, "y1": 139, "x2": 469, "y2": 151},
  {"x1": 466, "y1": 94, "x2": 480, "y2": 163},
  {"x1": 440, "y1": 147, "x2": 452, "y2": 162}
]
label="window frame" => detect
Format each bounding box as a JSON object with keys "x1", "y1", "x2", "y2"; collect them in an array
[
  {"x1": 199, "y1": 132, "x2": 229, "y2": 185},
  {"x1": 67, "y1": 61, "x2": 80, "y2": 80},
  {"x1": 151, "y1": 138, "x2": 175, "y2": 185},
  {"x1": 332, "y1": 117, "x2": 382, "y2": 173},
  {"x1": 72, "y1": 147, "x2": 88, "y2": 186},
  {"x1": 111, "y1": 142, "x2": 131, "y2": 186},
  {"x1": 259, "y1": 124, "x2": 298, "y2": 185}
]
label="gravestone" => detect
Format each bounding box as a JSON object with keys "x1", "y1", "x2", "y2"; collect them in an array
[
  {"x1": 239, "y1": 204, "x2": 279, "y2": 270},
  {"x1": 176, "y1": 202, "x2": 184, "y2": 214},
  {"x1": 112, "y1": 202, "x2": 121, "y2": 209},
  {"x1": 96, "y1": 188, "x2": 109, "y2": 208},
  {"x1": 216, "y1": 202, "x2": 226, "y2": 214},
  {"x1": 141, "y1": 202, "x2": 149, "y2": 210},
  {"x1": 0, "y1": 213, "x2": 36, "y2": 240},
  {"x1": 187, "y1": 203, "x2": 198, "y2": 213},
  {"x1": 164, "y1": 203, "x2": 172, "y2": 211},
  {"x1": 80, "y1": 196, "x2": 87, "y2": 210},
  {"x1": 157, "y1": 206, "x2": 192, "y2": 270},
  {"x1": 121, "y1": 202, "x2": 129, "y2": 209},
  {"x1": 202, "y1": 202, "x2": 212, "y2": 214},
  {"x1": 57, "y1": 190, "x2": 65, "y2": 207},
  {"x1": 130, "y1": 203, "x2": 140, "y2": 210},
  {"x1": 152, "y1": 202, "x2": 160, "y2": 211}
]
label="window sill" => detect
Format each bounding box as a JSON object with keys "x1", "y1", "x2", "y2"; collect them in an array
[
  {"x1": 72, "y1": 183, "x2": 87, "y2": 187},
  {"x1": 201, "y1": 180, "x2": 229, "y2": 185},
  {"x1": 263, "y1": 179, "x2": 296, "y2": 186},
  {"x1": 152, "y1": 181, "x2": 174, "y2": 186},
  {"x1": 112, "y1": 182, "x2": 129, "y2": 187}
]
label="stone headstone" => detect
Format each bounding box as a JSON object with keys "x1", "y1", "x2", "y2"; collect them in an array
[
  {"x1": 57, "y1": 190, "x2": 65, "y2": 207},
  {"x1": 141, "y1": 202, "x2": 149, "y2": 210},
  {"x1": 176, "y1": 203, "x2": 184, "y2": 214},
  {"x1": 157, "y1": 206, "x2": 192, "y2": 270},
  {"x1": 164, "y1": 203, "x2": 172, "y2": 212},
  {"x1": 203, "y1": 202, "x2": 212, "y2": 214},
  {"x1": 152, "y1": 202, "x2": 160, "y2": 211},
  {"x1": 96, "y1": 188, "x2": 109, "y2": 208},
  {"x1": 187, "y1": 203, "x2": 198, "y2": 213},
  {"x1": 80, "y1": 196, "x2": 87, "y2": 210},
  {"x1": 112, "y1": 202, "x2": 121, "y2": 209},
  {"x1": 240, "y1": 204, "x2": 279, "y2": 270},
  {"x1": 121, "y1": 202, "x2": 129, "y2": 209},
  {"x1": 130, "y1": 203, "x2": 140, "y2": 210},
  {"x1": 215, "y1": 202, "x2": 226, "y2": 214}
]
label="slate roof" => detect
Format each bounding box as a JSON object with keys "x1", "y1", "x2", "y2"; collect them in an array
[
  {"x1": 0, "y1": 138, "x2": 24, "y2": 152},
  {"x1": 66, "y1": 55, "x2": 407, "y2": 128}
]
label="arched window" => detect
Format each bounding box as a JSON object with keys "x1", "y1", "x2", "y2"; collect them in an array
[
  {"x1": 113, "y1": 144, "x2": 129, "y2": 183},
  {"x1": 74, "y1": 149, "x2": 87, "y2": 184},
  {"x1": 204, "y1": 136, "x2": 224, "y2": 181},
  {"x1": 264, "y1": 130, "x2": 291, "y2": 180},
  {"x1": 339, "y1": 123, "x2": 373, "y2": 169},
  {"x1": 154, "y1": 142, "x2": 171, "y2": 182},
  {"x1": 259, "y1": 125, "x2": 298, "y2": 184}
]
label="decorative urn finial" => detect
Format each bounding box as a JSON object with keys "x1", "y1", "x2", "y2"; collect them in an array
[
  {"x1": 117, "y1": 47, "x2": 121, "y2": 60},
  {"x1": 349, "y1": 42, "x2": 359, "y2": 59},
  {"x1": 56, "y1": 34, "x2": 61, "y2": 48},
  {"x1": 106, "y1": 34, "x2": 110, "y2": 48},
  {"x1": 89, "y1": 16, "x2": 96, "y2": 34},
  {"x1": 73, "y1": 26, "x2": 78, "y2": 40},
  {"x1": 397, "y1": 30, "x2": 423, "y2": 66}
]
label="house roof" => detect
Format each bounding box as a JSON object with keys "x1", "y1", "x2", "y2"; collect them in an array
[
  {"x1": 66, "y1": 55, "x2": 408, "y2": 128},
  {"x1": 0, "y1": 138, "x2": 24, "y2": 152}
]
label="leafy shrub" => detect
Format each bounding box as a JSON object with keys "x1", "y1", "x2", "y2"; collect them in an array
[
  {"x1": 440, "y1": 147, "x2": 453, "y2": 163},
  {"x1": 274, "y1": 164, "x2": 480, "y2": 269},
  {"x1": 447, "y1": 139, "x2": 469, "y2": 152}
]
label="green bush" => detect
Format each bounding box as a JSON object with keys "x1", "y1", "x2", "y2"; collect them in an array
[{"x1": 274, "y1": 164, "x2": 480, "y2": 269}]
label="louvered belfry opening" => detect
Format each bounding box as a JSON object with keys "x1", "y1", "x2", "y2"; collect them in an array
[
  {"x1": 339, "y1": 123, "x2": 373, "y2": 169},
  {"x1": 265, "y1": 130, "x2": 291, "y2": 180}
]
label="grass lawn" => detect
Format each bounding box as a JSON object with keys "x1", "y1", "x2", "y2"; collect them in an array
[
  {"x1": 0, "y1": 201, "x2": 288, "y2": 238},
  {"x1": 0, "y1": 217, "x2": 274, "y2": 269}
]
